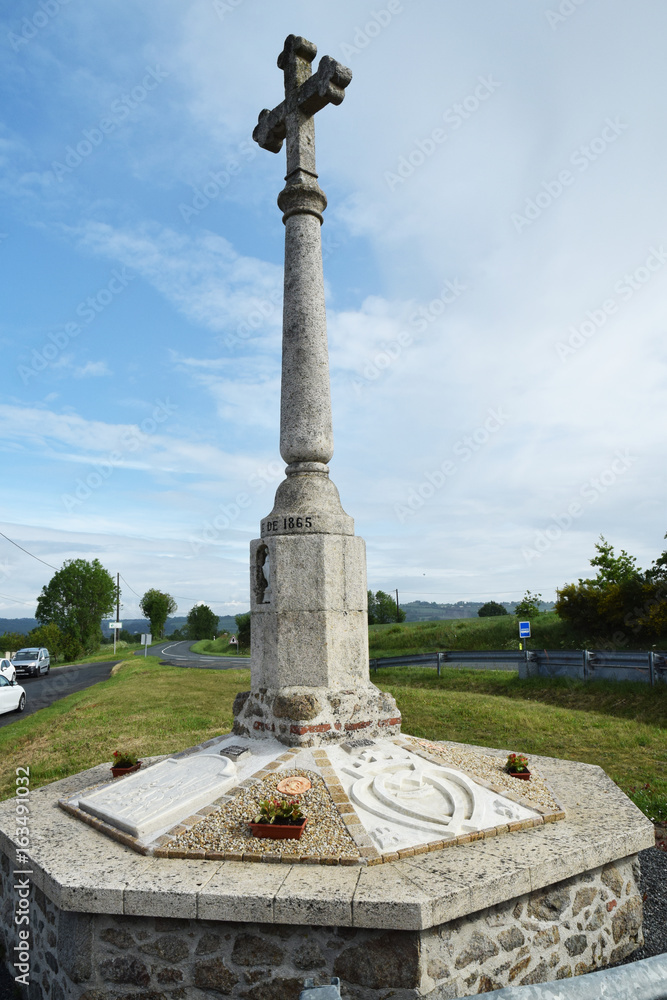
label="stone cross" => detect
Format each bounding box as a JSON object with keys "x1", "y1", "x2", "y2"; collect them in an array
[
  {"x1": 233, "y1": 35, "x2": 400, "y2": 747},
  {"x1": 253, "y1": 35, "x2": 351, "y2": 472}
]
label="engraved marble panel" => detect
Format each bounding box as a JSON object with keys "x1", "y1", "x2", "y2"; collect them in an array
[
  {"x1": 328, "y1": 741, "x2": 539, "y2": 852},
  {"x1": 77, "y1": 755, "x2": 237, "y2": 839}
]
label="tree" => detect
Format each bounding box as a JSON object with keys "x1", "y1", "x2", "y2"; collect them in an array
[
  {"x1": 36, "y1": 558, "x2": 116, "y2": 659},
  {"x1": 587, "y1": 536, "x2": 640, "y2": 587},
  {"x1": 0, "y1": 632, "x2": 27, "y2": 654},
  {"x1": 514, "y1": 591, "x2": 542, "y2": 619},
  {"x1": 478, "y1": 601, "x2": 508, "y2": 618},
  {"x1": 555, "y1": 536, "x2": 660, "y2": 644},
  {"x1": 28, "y1": 622, "x2": 63, "y2": 659},
  {"x1": 368, "y1": 590, "x2": 406, "y2": 625},
  {"x1": 186, "y1": 603, "x2": 219, "y2": 640},
  {"x1": 140, "y1": 589, "x2": 177, "y2": 639},
  {"x1": 235, "y1": 612, "x2": 251, "y2": 651}
]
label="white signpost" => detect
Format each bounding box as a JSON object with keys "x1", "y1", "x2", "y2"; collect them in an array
[
  {"x1": 141, "y1": 634, "x2": 152, "y2": 658},
  {"x1": 109, "y1": 621, "x2": 122, "y2": 654}
]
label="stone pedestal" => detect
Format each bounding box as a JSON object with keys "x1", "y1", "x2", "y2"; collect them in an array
[
  {"x1": 233, "y1": 469, "x2": 401, "y2": 746},
  {"x1": 0, "y1": 750, "x2": 653, "y2": 998}
]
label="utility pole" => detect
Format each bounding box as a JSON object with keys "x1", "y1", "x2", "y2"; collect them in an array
[
  {"x1": 395, "y1": 588, "x2": 400, "y2": 622},
  {"x1": 114, "y1": 572, "x2": 120, "y2": 655}
]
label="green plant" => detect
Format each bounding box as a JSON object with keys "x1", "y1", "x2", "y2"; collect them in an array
[
  {"x1": 505, "y1": 752, "x2": 529, "y2": 774},
  {"x1": 253, "y1": 797, "x2": 303, "y2": 825},
  {"x1": 112, "y1": 750, "x2": 140, "y2": 769}
]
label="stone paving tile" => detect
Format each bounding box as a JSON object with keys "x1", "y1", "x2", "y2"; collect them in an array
[
  {"x1": 123, "y1": 859, "x2": 224, "y2": 918},
  {"x1": 273, "y1": 864, "x2": 361, "y2": 925},
  {"x1": 198, "y1": 860, "x2": 290, "y2": 922}
]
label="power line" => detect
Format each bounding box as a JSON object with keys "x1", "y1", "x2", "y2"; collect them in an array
[
  {"x1": 0, "y1": 531, "x2": 57, "y2": 571},
  {"x1": 118, "y1": 575, "x2": 231, "y2": 608},
  {"x1": 0, "y1": 593, "x2": 36, "y2": 606}
]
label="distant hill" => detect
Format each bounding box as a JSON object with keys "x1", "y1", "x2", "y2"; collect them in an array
[
  {"x1": 401, "y1": 600, "x2": 555, "y2": 621},
  {"x1": 0, "y1": 614, "x2": 245, "y2": 638}
]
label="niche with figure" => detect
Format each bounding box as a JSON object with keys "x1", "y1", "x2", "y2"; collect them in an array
[{"x1": 255, "y1": 544, "x2": 272, "y2": 604}]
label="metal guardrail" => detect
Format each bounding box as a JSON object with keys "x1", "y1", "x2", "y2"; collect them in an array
[
  {"x1": 459, "y1": 951, "x2": 667, "y2": 999},
  {"x1": 370, "y1": 649, "x2": 667, "y2": 685}
]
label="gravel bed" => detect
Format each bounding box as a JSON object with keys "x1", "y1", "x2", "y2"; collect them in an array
[
  {"x1": 172, "y1": 768, "x2": 360, "y2": 860},
  {"x1": 408, "y1": 737, "x2": 562, "y2": 813}
]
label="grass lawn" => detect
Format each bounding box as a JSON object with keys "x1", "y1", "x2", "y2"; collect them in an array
[
  {"x1": 191, "y1": 637, "x2": 250, "y2": 657},
  {"x1": 0, "y1": 660, "x2": 664, "y2": 826},
  {"x1": 0, "y1": 657, "x2": 249, "y2": 801},
  {"x1": 369, "y1": 611, "x2": 667, "y2": 655}
]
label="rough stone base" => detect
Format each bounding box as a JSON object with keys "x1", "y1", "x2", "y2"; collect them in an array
[
  {"x1": 233, "y1": 684, "x2": 401, "y2": 747},
  {"x1": 0, "y1": 851, "x2": 643, "y2": 999}
]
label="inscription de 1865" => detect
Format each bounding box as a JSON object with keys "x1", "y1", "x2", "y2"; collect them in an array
[{"x1": 263, "y1": 516, "x2": 314, "y2": 533}]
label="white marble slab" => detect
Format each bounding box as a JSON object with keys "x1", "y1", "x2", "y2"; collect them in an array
[
  {"x1": 328, "y1": 740, "x2": 540, "y2": 852},
  {"x1": 78, "y1": 754, "x2": 238, "y2": 839}
]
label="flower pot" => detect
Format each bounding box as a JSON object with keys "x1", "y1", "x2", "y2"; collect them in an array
[
  {"x1": 248, "y1": 819, "x2": 307, "y2": 840},
  {"x1": 111, "y1": 762, "x2": 142, "y2": 778},
  {"x1": 507, "y1": 770, "x2": 531, "y2": 780}
]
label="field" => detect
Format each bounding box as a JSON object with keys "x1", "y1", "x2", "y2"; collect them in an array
[
  {"x1": 0, "y1": 659, "x2": 664, "y2": 827},
  {"x1": 372, "y1": 613, "x2": 579, "y2": 656},
  {"x1": 191, "y1": 637, "x2": 250, "y2": 656}
]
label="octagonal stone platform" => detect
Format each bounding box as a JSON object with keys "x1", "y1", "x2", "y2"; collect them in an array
[{"x1": 0, "y1": 742, "x2": 653, "y2": 998}]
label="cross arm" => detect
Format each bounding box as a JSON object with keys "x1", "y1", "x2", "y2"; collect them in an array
[
  {"x1": 253, "y1": 102, "x2": 287, "y2": 153},
  {"x1": 297, "y1": 56, "x2": 352, "y2": 117}
]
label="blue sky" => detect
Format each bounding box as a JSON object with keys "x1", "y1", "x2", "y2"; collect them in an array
[{"x1": 1, "y1": 0, "x2": 666, "y2": 621}]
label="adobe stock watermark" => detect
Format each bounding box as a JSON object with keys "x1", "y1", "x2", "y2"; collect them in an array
[
  {"x1": 189, "y1": 461, "x2": 283, "y2": 553},
  {"x1": 340, "y1": 2, "x2": 403, "y2": 61},
  {"x1": 385, "y1": 76, "x2": 501, "y2": 191},
  {"x1": 545, "y1": 0, "x2": 588, "y2": 30},
  {"x1": 212, "y1": 0, "x2": 244, "y2": 19},
  {"x1": 18, "y1": 268, "x2": 134, "y2": 384},
  {"x1": 8, "y1": 0, "x2": 72, "y2": 52},
  {"x1": 394, "y1": 406, "x2": 509, "y2": 523},
  {"x1": 225, "y1": 232, "x2": 343, "y2": 350},
  {"x1": 179, "y1": 140, "x2": 256, "y2": 224},
  {"x1": 49, "y1": 66, "x2": 169, "y2": 182},
  {"x1": 555, "y1": 246, "x2": 667, "y2": 362},
  {"x1": 511, "y1": 118, "x2": 628, "y2": 233},
  {"x1": 522, "y1": 449, "x2": 636, "y2": 564},
  {"x1": 351, "y1": 278, "x2": 467, "y2": 395},
  {"x1": 60, "y1": 398, "x2": 178, "y2": 513}
]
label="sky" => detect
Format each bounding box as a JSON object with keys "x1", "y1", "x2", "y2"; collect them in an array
[{"x1": 1, "y1": 0, "x2": 666, "y2": 622}]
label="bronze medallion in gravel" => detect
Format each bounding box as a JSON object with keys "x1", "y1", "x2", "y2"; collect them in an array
[{"x1": 171, "y1": 769, "x2": 360, "y2": 861}]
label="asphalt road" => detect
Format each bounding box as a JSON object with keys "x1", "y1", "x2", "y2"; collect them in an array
[
  {"x1": 0, "y1": 661, "x2": 116, "y2": 730},
  {"x1": 145, "y1": 639, "x2": 250, "y2": 669}
]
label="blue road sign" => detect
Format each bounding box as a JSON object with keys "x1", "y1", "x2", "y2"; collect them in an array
[{"x1": 519, "y1": 621, "x2": 531, "y2": 638}]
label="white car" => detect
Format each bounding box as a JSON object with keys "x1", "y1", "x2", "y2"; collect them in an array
[
  {"x1": 0, "y1": 658, "x2": 16, "y2": 683},
  {"x1": 0, "y1": 674, "x2": 25, "y2": 714},
  {"x1": 11, "y1": 647, "x2": 50, "y2": 678}
]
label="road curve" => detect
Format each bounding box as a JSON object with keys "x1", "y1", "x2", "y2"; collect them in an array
[{"x1": 143, "y1": 640, "x2": 250, "y2": 670}]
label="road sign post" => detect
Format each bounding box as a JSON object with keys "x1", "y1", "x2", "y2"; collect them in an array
[
  {"x1": 519, "y1": 621, "x2": 531, "y2": 652},
  {"x1": 109, "y1": 621, "x2": 122, "y2": 655},
  {"x1": 141, "y1": 634, "x2": 152, "y2": 658}
]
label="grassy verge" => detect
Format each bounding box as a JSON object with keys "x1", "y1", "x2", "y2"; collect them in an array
[
  {"x1": 369, "y1": 611, "x2": 667, "y2": 656},
  {"x1": 0, "y1": 658, "x2": 250, "y2": 801},
  {"x1": 191, "y1": 637, "x2": 250, "y2": 657},
  {"x1": 0, "y1": 661, "x2": 664, "y2": 825},
  {"x1": 374, "y1": 666, "x2": 667, "y2": 823},
  {"x1": 369, "y1": 613, "x2": 573, "y2": 656}
]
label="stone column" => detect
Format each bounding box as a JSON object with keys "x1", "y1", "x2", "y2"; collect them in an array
[{"x1": 233, "y1": 35, "x2": 400, "y2": 746}]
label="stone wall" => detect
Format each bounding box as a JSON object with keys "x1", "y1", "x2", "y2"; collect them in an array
[{"x1": 0, "y1": 851, "x2": 643, "y2": 999}]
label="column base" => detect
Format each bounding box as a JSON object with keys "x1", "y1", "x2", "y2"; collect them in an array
[{"x1": 232, "y1": 684, "x2": 401, "y2": 747}]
